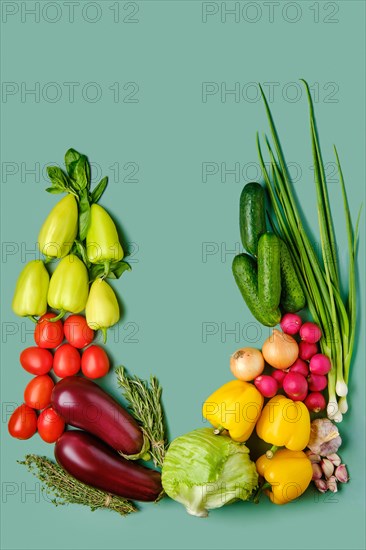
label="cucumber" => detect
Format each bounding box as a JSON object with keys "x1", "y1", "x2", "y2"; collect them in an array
[
  {"x1": 258, "y1": 232, "x2": 281, "y2": 311},
  {"x1": 232, "y1": 254, "x2": 281, "y2": 327},
  {"x1": 280, "y1": 240, "x2": 306, "y2": 312},
  {"x1": 239, "y1": 182, "x2": 266, "y2": 256}
]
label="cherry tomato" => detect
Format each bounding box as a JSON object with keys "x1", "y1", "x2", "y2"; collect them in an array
[
  {"x1": 81, "y1": 345, "x2": 110, "y2": 379},
  {"x1": 34, "y1": 313, "x2": 64, "y2": 349},
  {"x1": 64, "y1": 315, "x2": 94, "y2": 349},
  {"x1": 8, "y1": 404, "x2": 37, "y2": 440},
  {"x1": 20, "y1": 347, "x2": 53, "y2": 375},
  {"x1": 53, "y1": 344, "x2": 81, "y2": 378},
  {"x1": 37, "y1": 407, "x2": 65, "y2": 443},
  {"x1": 24, "y1": 375, "x2": 54, "y2": 410}
]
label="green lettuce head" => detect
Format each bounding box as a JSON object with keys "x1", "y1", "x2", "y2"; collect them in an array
[{"x1": 162, "y1": 428, "x2": 258, "y2": 517}]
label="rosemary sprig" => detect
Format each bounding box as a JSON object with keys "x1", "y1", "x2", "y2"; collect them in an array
[
  {"x1": 19, "y1": 455, "x2": 136, "y2": 516},
  {"x1": 116, "y1": 367, "x2": 168, "y2": 469}
]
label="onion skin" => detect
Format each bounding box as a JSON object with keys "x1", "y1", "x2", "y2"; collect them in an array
[
  {"x1": 262, "y1": 329, "x2": 298, "y2": 370},
  {"x1": 55, "y1": 431, "x2": 162, "y2": 501},
  {"x1": 230, "y1": 347, "x2": 264, "y2": 381},
  {"x1": 51, "y1": 377, "x2": 146, "y2": 458}
]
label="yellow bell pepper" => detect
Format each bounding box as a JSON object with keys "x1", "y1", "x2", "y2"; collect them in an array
[
  {"x1": 85, "y1": 278, "x2": 120, "y2": 343},
  {"x1": 256, "y1": 448, "x2": 313, "y2": 504},
  {"x1": 256, "y1": 395, "x2": 310, "y2": 451},
  {"x1": 38, "y1": 195, "x2": 78, "y2": 258},
  {"x1": 86, "y1": 204, "x2": 123, "y2": 266},
  {"x1": 12, "y1": 260, "x2": 49, "y2": 318},
  {"x1": 47, "y1": 254, "x2": 89, "y2": 320},
  {"x1": 202, "y1": 380, "x2": 264, "y2": 442}
]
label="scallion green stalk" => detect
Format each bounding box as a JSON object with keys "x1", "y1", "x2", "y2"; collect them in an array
[{"x1": 257, "y1": 80, "x2": 361, "y2": 420}]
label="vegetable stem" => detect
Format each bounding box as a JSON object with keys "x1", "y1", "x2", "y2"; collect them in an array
[{"x1": 257, "y1": 80, "x2": 360, "y2": 418}]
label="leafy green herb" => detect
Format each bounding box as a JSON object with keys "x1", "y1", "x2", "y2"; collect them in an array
[
  {"x1": 257, "y1": 80, "x2": 361, "y2": 420},
  {"x1": 46, "y1": 166, "x2": 70, "y2": 193},
  {"x1": 72, "y1": 155, "x2": 90, "y2": 192},
  {"x1": 88, "y1": 260, "x2": 131, "y2": 282},
  {"x1": 116, "y1": 367, "x2": 168, "y2": 469},
  {"x1": 19, "y1": 455, "x2": 136, "y2": 516},
  {"x1": 91, "y1": 176, "x2": 108, "y2": 204},
  {"x1": 78, "y1": 189, "x2": 91, "y2": 241},
  {"x1": 64, "y1": 148, "x2": 81, "y2": 175},
  {"x1": 72, "y1": 240, "x2": 91, "y2": 268}
]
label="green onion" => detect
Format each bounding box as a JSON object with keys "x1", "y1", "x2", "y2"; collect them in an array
[{"x1": 257, "y1": 80, "x2": 361, "y2": 421}]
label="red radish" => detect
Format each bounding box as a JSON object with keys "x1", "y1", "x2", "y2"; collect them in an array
[
  {"x1": 289, "y1": 358, "x2": 309, "y2": 377},
  {"x1": 300, "y1": 322, "x2": 322, "y2": 344},
  {"x1": 280, "y1": 313, "x2": 302, "y2": 335},
  {"x1": 271, "y1": 369, "x2": 286, "y2": 388},
  {"x1": 308, "y1": 373, "x2": 327, "y2": 392},
  {"x1": 305, "y1": 392, "x2": 326, "y2": 412},
  {"x1": 309, "y1": 354, "x2": 332, "y2": 375},
  {"x1": 254, "y1": 375, "x2": 278, "y2": 398},
  {"x1": 283, "y1": 372, "x2": 308, "y2": 400},
  {"x1": 299, "y1": 341, "x2": 318, "y2": 361}
]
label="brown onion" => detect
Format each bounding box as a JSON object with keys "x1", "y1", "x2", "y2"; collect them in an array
[
  {"x1": 230, "y1": 347, "x2": 264, "y2": 381},
  {"x1": 262, "y1": 329, "x2": 298, "y2": 370}
]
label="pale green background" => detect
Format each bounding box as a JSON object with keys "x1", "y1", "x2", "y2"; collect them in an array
[{"x1": 1, "y1": 1, "x2": 365, "y2": 549}]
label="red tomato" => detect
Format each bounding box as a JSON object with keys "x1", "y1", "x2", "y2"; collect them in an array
[
  {"x1": 20, "y1": 347, "x2": 53, "y2": 375},
  {"x1": 53, "y1": 344, "x2": 81, "y2": 378},
  {"x1": 81, "y1": 345, "x2": 110, "y2": 379},
  {"x1": 24, "y1": 375, "x2": 54, "y2": 410},
  {"x1": 37, "y1": 407, "x2": 65, "y2": 443},
  {"x1": 34, "y1": 313, "x2": 64, "y2": 349},
  {"x1": 64, "y1": 315, "x2": 94, "y2": 349},
  {"x1": 8, "y1": 404, "x2": 37, "y2": 440}
]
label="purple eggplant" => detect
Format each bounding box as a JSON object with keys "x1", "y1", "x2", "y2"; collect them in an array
[
  {"x1": 51, "y1": 377, "x2": 148, "y2": 458},
  {"x1": 55, "y1": 430, "x2": 162, "y2": 501}
]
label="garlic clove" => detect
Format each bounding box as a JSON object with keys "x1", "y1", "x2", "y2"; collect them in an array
[
  {"x1": 320, "y1": 458, "x2": 334, "y2": 479},
  {"x1": 327, "y1": 453, "x2": 341, "y2": 467},
  {"x1": 306, "y1": 450, "x2": 321, "y2": 463},
  {"x1": 335, "y1": 464, "x2": 349, "y2": 483},
  {"x1": 314, "y1": 479, "x2": 328, "y2": 493},
  {"x1": 326, "y1": 476, "x2": 338, "y2": 493},
  {"x1": 312, "y1": 463, "x2": 323, "y2": 480}
]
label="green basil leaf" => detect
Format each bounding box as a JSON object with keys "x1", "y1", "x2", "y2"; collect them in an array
[
  {"x1": 88, "y1": 264, "x2": 105, "y2": 282},
  {"x1": 45, "y1": 186, "x2": 65, "y2": 194},
  {"x1": 72, "y1": 155, "x2": 89, "y2": 191},
  {"x1": 78, "y1": 189, "x2": 91, "y2": 241},
  {"x1": 74, "y1": 240, "x2": 90, "y2": 268},
  {"x1": 47, "y1": 166, "x2": 69, "y2": 190},
  {"x1": 65, "y1": 148, "x2": 81, "y2": 175},
  {"x1": 91, "y1": 176, "x2": 108, "y2": 204},
  {"x1": 107, "y1": 260, "x2": 131, "y2": 279}
]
